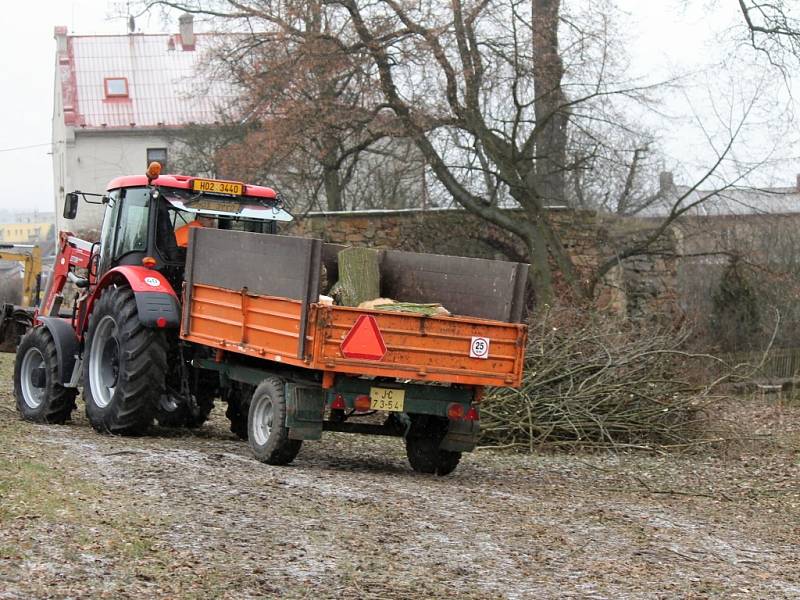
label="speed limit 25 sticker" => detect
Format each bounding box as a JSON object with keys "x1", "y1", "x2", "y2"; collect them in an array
[{"x1": 469, "y1": 336, "x2": 490, "y2": 359}]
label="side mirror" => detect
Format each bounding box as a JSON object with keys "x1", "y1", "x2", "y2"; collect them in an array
[{"x1": 63, "y1": 192, "x2": 79, "y2": 220}]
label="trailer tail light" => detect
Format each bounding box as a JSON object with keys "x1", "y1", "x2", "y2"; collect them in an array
[
  {"x1": 465, "y1": 406, "x2": 480, "y2": 421},
  {"x1": 331, "y1": 394, "x2": 346, "y2": 410},
  {"x1": 354, "y1": 394, "x2": 371, "y2": 411},
  {"x1": 156, "y1": 317, "x2": 167, "y2": 328},
  {"x1": 142, "y1": 256, "x2": 157, "y2": 268},
  {"x1": 447, "y1": 403, "x2": 465, "y2": 420}
]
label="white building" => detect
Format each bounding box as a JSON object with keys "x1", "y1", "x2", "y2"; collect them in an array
[{"x1": 52, "y1": 16, "x2": 234, "y2": 233}]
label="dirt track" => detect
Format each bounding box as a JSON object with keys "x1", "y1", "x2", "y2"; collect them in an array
[{"x1": 1, "y1": 354, "x2": 799, "y2": 599}]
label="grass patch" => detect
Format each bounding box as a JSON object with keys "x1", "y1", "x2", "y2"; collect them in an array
[{"x1": 0, "y1": 456, "x2": 91, "y2": 522}]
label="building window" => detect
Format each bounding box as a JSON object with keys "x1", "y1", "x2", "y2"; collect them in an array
[
  {"x1": 147, "y1": 148, "x2": 168, "y2": 170},
  {"x1": 104, "y1": 77, "x2": 129, "y2": 98}
]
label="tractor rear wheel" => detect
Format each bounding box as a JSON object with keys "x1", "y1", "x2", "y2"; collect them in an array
[
  {"x1": 83, "y1": 285, "x2": 167, "y2": 435},
  {"x1": 14, "y1": 326, "x2": 77, "y2": 423},
  {"x1": 248, "y1": 377, "x2": 301, "y2": 465}
]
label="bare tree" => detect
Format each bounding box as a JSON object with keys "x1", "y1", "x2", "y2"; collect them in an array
[
  {"x1": 144, "y1": 0, "x2": 758, "y2": 306},
  {"x1": 736, "y1": 0, "x2": 800, "y2": 69}
]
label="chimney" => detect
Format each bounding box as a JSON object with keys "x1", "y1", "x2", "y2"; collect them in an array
[
  {"x1": 179, "y1": 13, "x2": 195, "y2": 50},
  {"x1": 54, "y1": 26, "x2": 68, "y2": 55},
  {"x1": 659, "y1": 171, "x2": 675, "y2": 192}
]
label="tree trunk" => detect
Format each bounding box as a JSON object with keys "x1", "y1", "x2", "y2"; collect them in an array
[
  {"x1": 526, "y1": 231, "x2": 554, "y2": 309},
  {"x1": 331, "y1": 247, "x2": 381, "y2": 306},
  {"x1": 323, "y1": 165, "x2": 344, "y2": 211},
  {"x1": 532, "y1": 0, "x2": 568, "y2": 207}
]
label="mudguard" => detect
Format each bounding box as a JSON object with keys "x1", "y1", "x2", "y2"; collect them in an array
[
  {"x1": 440, "y1": 419, "x2": 480, "y2": 453},
  {"x1": 37, "y1": 317, "x2": 79, "y2": 384},
  {"x1": 84, "y1": 266, "x2": 181, "y2": 332}
]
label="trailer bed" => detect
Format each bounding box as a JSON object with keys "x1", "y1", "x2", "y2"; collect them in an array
[{"x1": 181, "y1": 229, "x2": 528, "y2": 388}]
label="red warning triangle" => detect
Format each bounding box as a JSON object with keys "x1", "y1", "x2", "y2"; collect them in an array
[{"x1": 340, "y1": 315, "x2": 387, "y2": 360}]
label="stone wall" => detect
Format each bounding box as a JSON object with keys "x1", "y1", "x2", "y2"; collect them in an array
[{"x1": 283, "y1": 208, "x2": 679, "y2": 321}]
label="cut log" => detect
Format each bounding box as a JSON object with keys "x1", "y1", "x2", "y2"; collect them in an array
[{"x1": 331, "y1": 247, "x2": 381, "y2": 307}]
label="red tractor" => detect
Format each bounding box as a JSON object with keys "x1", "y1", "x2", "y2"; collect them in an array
[{"x1": 14, "y1": 163, "x2": 292, "y2": 434}]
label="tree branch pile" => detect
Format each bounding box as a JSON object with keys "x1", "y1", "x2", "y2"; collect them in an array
[{"x1": 481, "y1": 308, "x2": 724, "y2": 451}]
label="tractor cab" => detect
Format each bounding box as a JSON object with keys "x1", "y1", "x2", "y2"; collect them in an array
[{"x1": 64, "y1": 164, "x2": 292, "y2": 291}]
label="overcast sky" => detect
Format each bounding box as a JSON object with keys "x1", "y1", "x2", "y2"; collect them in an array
[{"x1": 0, "y1": 0, "x2": 796, "y2": 215}]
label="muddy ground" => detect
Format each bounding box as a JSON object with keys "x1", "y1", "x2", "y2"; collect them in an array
[{"x1": 0, "y1": 354, "x2": 798, "y2": 599}]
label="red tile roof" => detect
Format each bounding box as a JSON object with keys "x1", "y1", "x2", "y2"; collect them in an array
[{"x1": 57, "y1": 31, "x2": 234, "y2": 129}]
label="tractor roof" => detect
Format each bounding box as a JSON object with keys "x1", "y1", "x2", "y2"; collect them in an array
[{"x1": 105, "y1": 174, "x2": 278, "y2": 201}]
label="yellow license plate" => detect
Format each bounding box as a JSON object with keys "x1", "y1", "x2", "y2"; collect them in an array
[
  {"x1": 369, "y1": 387, "x2": 405, "y2": 412},
  {"x1": 192, "y1": 178, "x2": 243, "y2": 195},
  {"x1": 187, "y1": 198, "x2": 240, "y2": 213}
]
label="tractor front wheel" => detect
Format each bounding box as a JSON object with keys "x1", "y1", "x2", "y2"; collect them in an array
[
  {"x1": 83, "y1": 286, "x2": 167, "y2": 435},
  {"x1": 14, "y1": 326, "x2": 77, "y2": 423}
]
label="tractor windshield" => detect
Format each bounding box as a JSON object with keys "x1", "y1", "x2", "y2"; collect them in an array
[{"x1": 158, "y1": 187, "x2": 293, "y2": 223}]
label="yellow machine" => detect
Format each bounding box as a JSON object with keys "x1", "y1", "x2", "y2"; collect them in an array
[
  {"x1": 0, "y1": 244, "x2": 42, "y2": 306},
  {"x1": 0, "y1": 244, "x2": 42, "y2": 351}
]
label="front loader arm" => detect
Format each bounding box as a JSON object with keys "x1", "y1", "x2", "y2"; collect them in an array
[{"x1": 38, "y1": 231, "x2": 93, "y2": 321}]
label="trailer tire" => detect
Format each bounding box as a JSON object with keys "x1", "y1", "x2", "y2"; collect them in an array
[
  {"x1": 247, "y1": 377, "x2": 301, "y2": 465},
  {"x1": 14, "y1": 326, "x2": 77, "y2": 423},
  {"x1": 405, "y1": 437, "x2": 462, "y2": 476},
  {"x1": 83, "y1": 285, "x2": 166, "y2": 435},
  {"x1": 224, "y1": 382, "x2": 253, "y2": 440}
]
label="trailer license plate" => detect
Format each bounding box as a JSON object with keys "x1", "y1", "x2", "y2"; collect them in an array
[{"x1": 370, "y1": 387, "x2": 405, "y2": 412}]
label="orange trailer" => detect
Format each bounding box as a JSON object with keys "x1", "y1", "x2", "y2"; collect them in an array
[{"x1": 179, "y1": 227, "x2": 529, "y2": 474}]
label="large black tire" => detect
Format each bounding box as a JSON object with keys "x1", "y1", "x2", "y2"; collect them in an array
[
  {"x1": 247, "y1": 377, "x2": 301, "y2": 465},
  {"x1": 83, "y1": 285, "x2": 167, "y2": 435},
  {"x1": 224, "y1": 381, "x2": 254, "y2": 440},
  {"x1": 14, "y1": 326, "x2": 77, "y2": 423}
]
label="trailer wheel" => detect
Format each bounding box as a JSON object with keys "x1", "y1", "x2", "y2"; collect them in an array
[
  {"x1": 83, "y1": 285, "x2": 167, "y2": 435},
  {"x1": 14, "y1": 326, "x2": 77, "y2": 423},
  {"x1": 247, "y1": 377, "x2": 301, "y2": 465},
  {"x1": 224, "y1": 382, "x2": 253, "y2": 440},
  {"x1": 405, "y1": 437, "x2": 462, "y2": 476}
]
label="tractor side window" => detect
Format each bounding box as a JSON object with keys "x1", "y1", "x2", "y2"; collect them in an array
[
  {"x1": 112, "y1": 189, "x2": 150, "y2": 260},
  {"x1": 97, "y1": 191, "x2": 120, "y2": 276}
]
